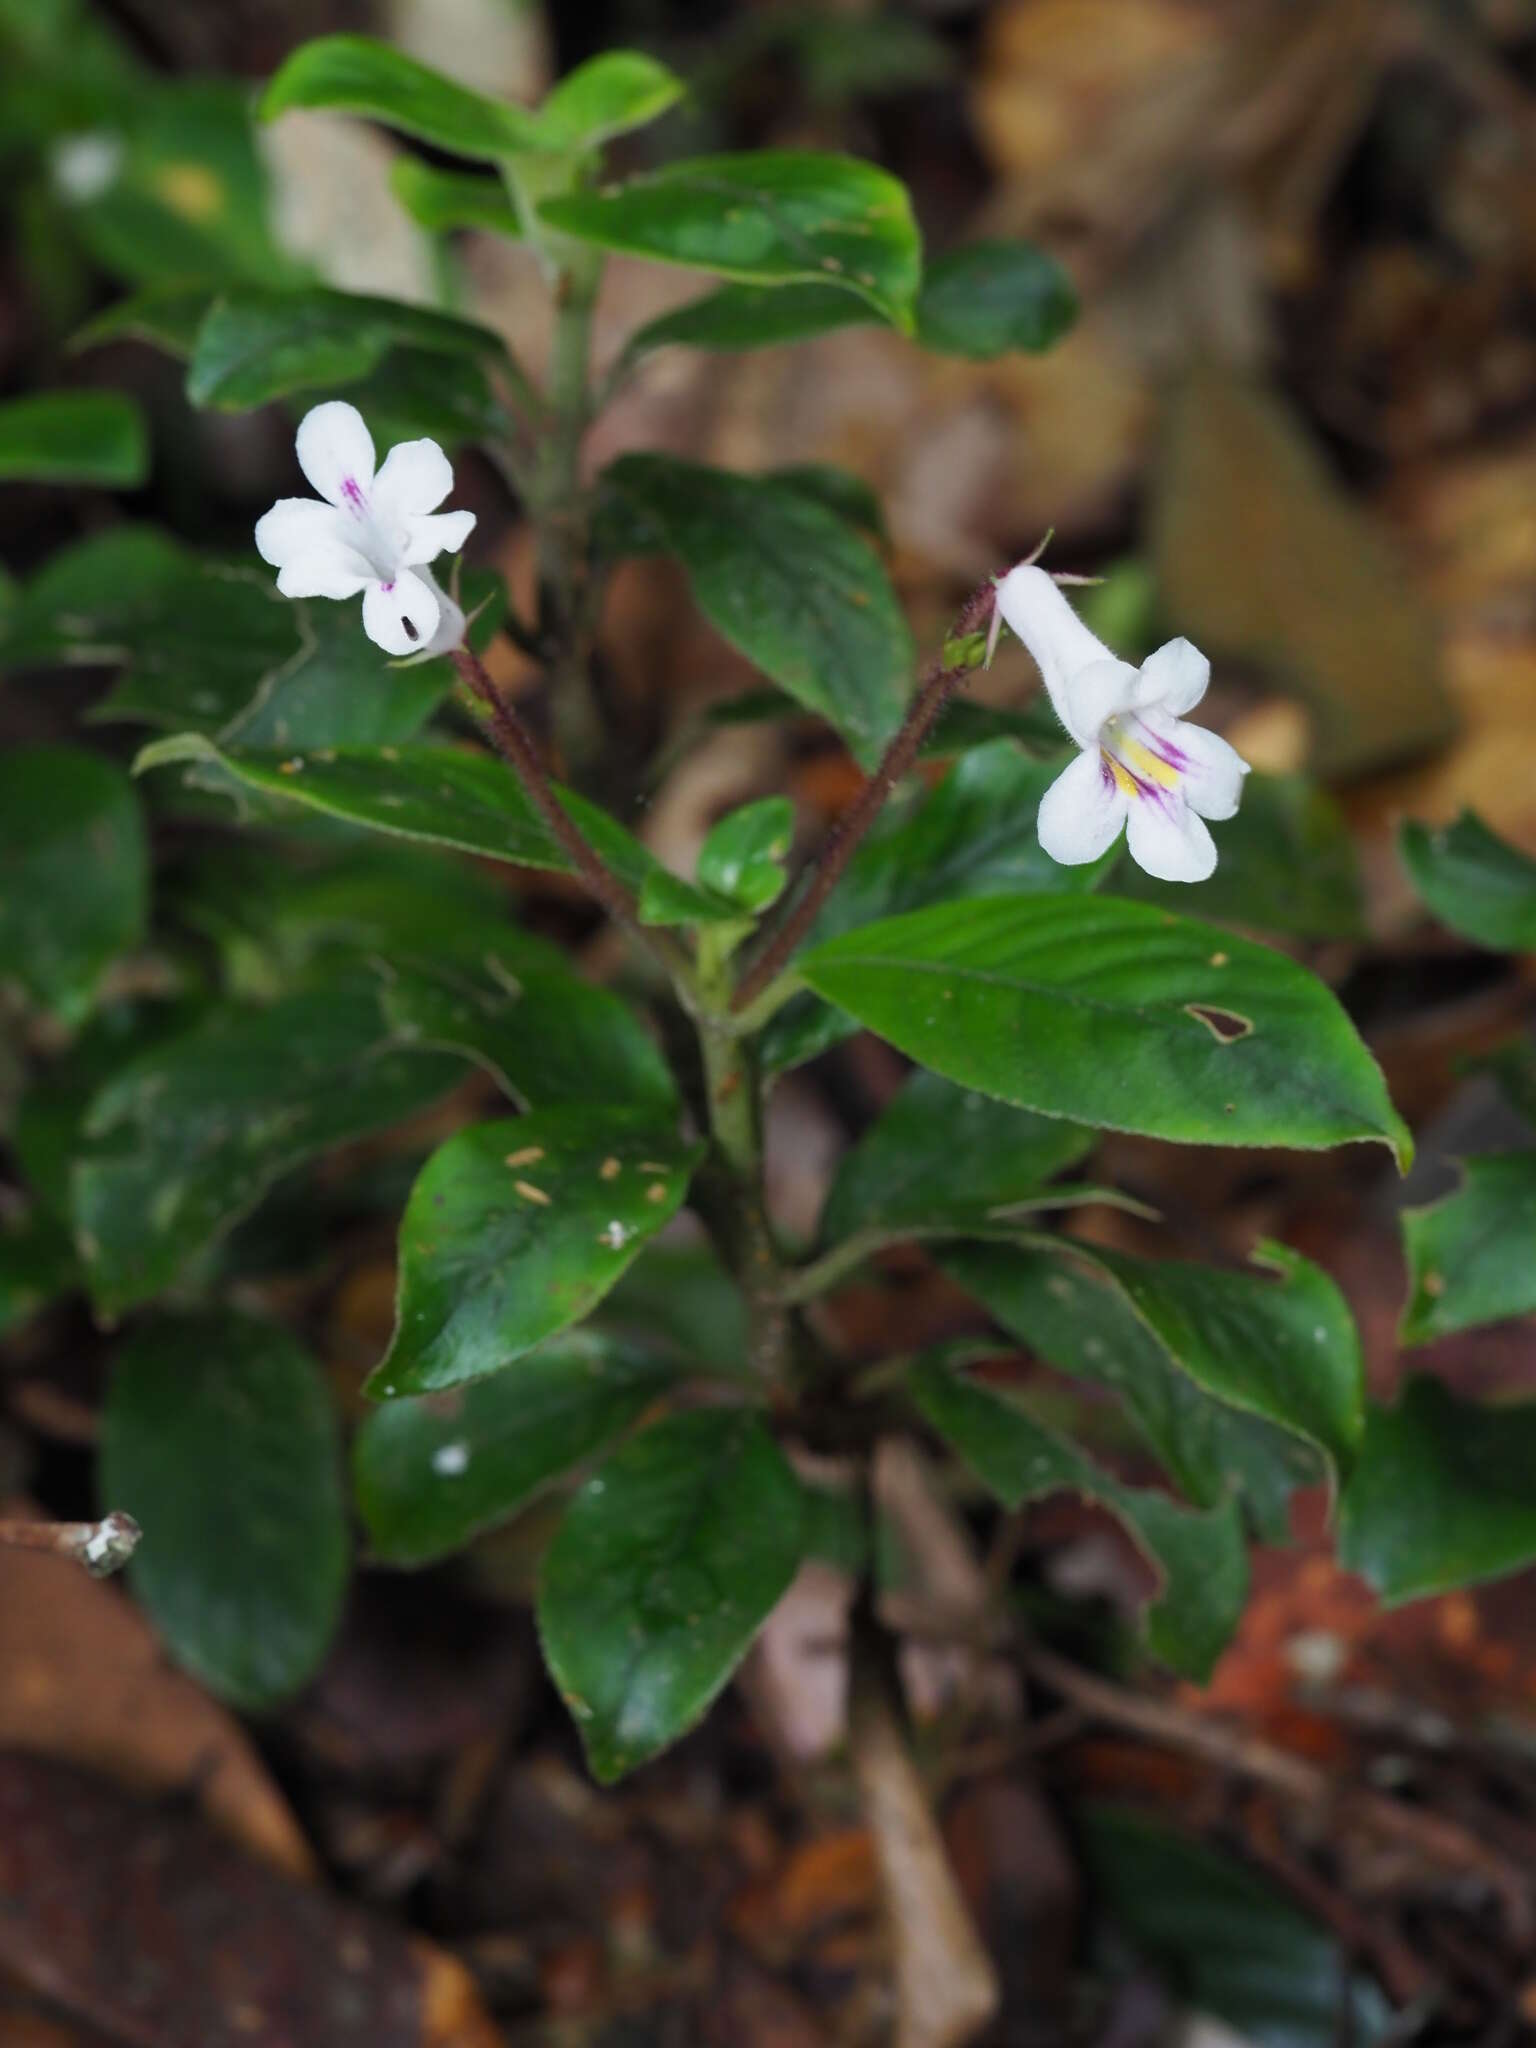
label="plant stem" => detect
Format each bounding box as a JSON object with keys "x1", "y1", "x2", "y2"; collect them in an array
[
  {"x1": 0, "y1": 1511, "x2": 141, "y2": 1578},
  {"x1": 450, "y1": 646, "x2": 694, "y2": 994},
  {"x1": 535, "y1": 258, "x2": 604, "y2": 771}
]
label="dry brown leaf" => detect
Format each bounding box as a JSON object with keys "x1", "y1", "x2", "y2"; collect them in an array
[
  {"x1": 0, "y1": 1500, "x2": 313, "y2": 1882},
  {"x1": 1151, "y1": 364, "x2": 1456, "y2": 776}
]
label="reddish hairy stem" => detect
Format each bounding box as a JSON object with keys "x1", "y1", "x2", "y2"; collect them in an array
[{"x1": 730, "y1": 578, "x2": 997, "y2": 1015}]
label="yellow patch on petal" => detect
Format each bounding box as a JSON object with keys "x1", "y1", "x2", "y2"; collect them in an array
[{"x1": 1117, "y1": 735, "x2": 1181, "y2": 789}]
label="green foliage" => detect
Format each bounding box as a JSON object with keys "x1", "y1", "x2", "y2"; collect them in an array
[
  {"x1": 628, "y1": 282, "x2": 872, "y2": 358},
  {"x1": 102, "y1": 1313, "x2": 347, "y2": 1708},
  {"x1": 0, "y1": 389, "x2": 147, "y2": 484},
  {"x1": 940, "y1": 1243, "x2": 1320, "y2": 1543},
  {"x1": 1400, "y1": 809, "x2": 1536, "y2": 951},
  {"x1": 697, "y1": 798, "x2": 795, "y2": 914},
  {"x1": 914, "y1": 241, "x2": 1077, "y2": 359},
  {"x1": 1341, "y1": 1377, "x2": 1536, "y2": 1602},
  {"x1": 1079, "y1": 1808, "x2": 1392, "y2": 2046},
  {"x1": 371, "y1": 1109, "x2": 703, "y2": 1397},
  {"x1": 800, "y1": 895, "x2": 1410, "y2": 1165},
  {"x1": 0, "y1": 746, "x2": 147, "y2": 1026},
  {"x1": 74, "y1": 988, "x2": 465, "y2": 1314},
  {"x1": 538, "y1": 1409, "x2": 805, "y2": 1780},
  {"x1": 355, "y1": 1328, "x2": 680, "y2": 1565},
  {"x1": 260, "y1": 35, "x2": 550, "y2": 159},
  {"x1": 909, "y1": 1352, "x2": 1247, "y2": 1679},
  {"x1": 600, "y1": 455, "x2": 913, "y2": 767},
  {"x1": 1399, "y1": 1152, "x2": 1536, "y2": 1342},
  {"x1": 819, "y1": 1070, "x2": 1093, "y2": 1246},
  {"x1": 542, "y1": 152, "x2": 922, "y2": 326},
  {"x1": 390, "y1": 159, "x2": 522, "y2": 237}
]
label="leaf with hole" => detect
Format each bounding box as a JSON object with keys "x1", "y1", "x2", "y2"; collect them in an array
[
  {"x1": 538, "y1": 1408, "x2": 805, "y2": 1780},
  {"x1": 102, "y1": 1312, "x2": 347, "y2": 1708},
  {"x1": 370, "y1": 1108, "x2": 703, "y2": 1397},
  {"x1": 908, "y1": 1353, "x2": 1246, "y2": 1679},
  {"x1": 798, "y1": 894, "x2": 1410, "y2": 1165}
]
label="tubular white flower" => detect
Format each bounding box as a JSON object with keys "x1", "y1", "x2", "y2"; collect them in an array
[
  {"x1": 994, "y1": 564, "x2": 1249, "y2": 884},
  {"x1": 254, "y1": 401, "x2": 476, "y2": 658}
]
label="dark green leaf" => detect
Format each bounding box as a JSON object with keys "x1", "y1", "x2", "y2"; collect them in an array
[
  {"x1": 771, "y1": 463, "x2": 887, "y2": 542},
  {"x1": 601, "y1": 454, "x2": 913, "y2": 767},
  {"x1": 370, "y1": 1108, "x2": 702, "y2": 1397},
  {"x1": 390, "y1": 158, "x2": 521, "y2": 236},
  {"x1": 0, "y1": 390, "x2": 147, "y2": 485},
  {"x1": 821, "y1": 1070, "x2": 1093, "y2": 1245},
  {"x1": 379, "y1": 954, "x2": 677, "y2": 1114},
  {"x1": 636, "y1": 870, "x2": 750, "y2": 929},
  {"x1": 627, "y1": 280, "x2": 873, "y2": 357},
  {"x1": 799, "y1": 894, "x2": 1411, "y2": 1166},
  {"x1": 102, "y1": 1312, "x2": 347, "y2": 1708},
  {"x1": 1400, "y1": 1151, "x2": 1536, "y2": 1343},
  {"x1": 1400, "y1": 809, "x2": 1536, "y2": 952},
  {"x1": 0, "y1": 746, "x2": 147, "y2": 1027},
  {"x1": 1079, "y1": 1807, "x2": 1392, "y2": 2048},
  {"x1": 186, "y1": 287, "x2": 505, "y2": 412},
  {"x1": 0, "y1": 1207, "x2": 78, "y2": 1336},
  {"x1": 909, "y1": 1353, "x2": 1246, "y2": 1679},
  {"x1": 536, "y1": 50, "x2": 685, "y2": 150},
  {"x1": 355, "y1": 1327, "x2": 679, "y2": 1565},
  {"x1": 260, "y1": 34, "x2": 547, "y2": 159},
  {"x1": 538, "y1": 1408, "x2": 804, "y2": 1780},
  {"x1": 915, "y1": 240, "x2": 1076, "y2": 359},
  {"x1": 541, "y1": 151, "x2": 922, "y2": 326},
  {"x1": 74, "y1": 988, "x2": 464, "y2": 1314},
  {"x1": 72, "y1": 284, "x2": 214, "y2": 356},
  {"x1": 1117, "y1": 772, "x2": 1366, "y2": 940},
  {"x1": 940, "y1": 1241, "x2": 1319, "y2": 1544},
  {"x1": 335, "y1": 344, "x2": 509, "y2": 450},
  {"x1": 1341, "y1": 1376, "x2": 1536, "y2": 1602},
  {"x1": 1466, "y1": 1037, "x2": 1536, "y2": 1127},
  {"x1": 601, "y1": 1245, "x2": 752, "y2": 1378},
  {"x1": 697, "y1": 797, "x2": 794, "y2": 913}
]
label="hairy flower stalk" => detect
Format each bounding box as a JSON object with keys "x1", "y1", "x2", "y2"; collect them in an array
[
  {"x1": 994, "y1": 564, "x2": 1248, "y2": 882},
  {"x1": 255, "y1": 401, "x2": 476, "y2": 656}
]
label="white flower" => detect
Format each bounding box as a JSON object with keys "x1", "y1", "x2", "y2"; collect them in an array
[
  {"x1": 254, "y1": 401, "x2": 476, "y2": 657},
  {"x1": 994, "y1": 564, "x2": 1249, "y2": 884}
]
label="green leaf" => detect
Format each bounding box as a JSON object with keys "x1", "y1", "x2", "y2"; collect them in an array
[
  {"x1": 390, "y1": 158, "x2": 521, "y2": 237},
  {"x1": 940, "y1": 1242, "x2": 1319, "y2": 1544},
  {"x1": 908, "y1": 1353, "x2": 1246, "y2": 1679},
  {"x1": 799, "y1": 894, "x2": 1411, "y2": 1166},
  {"x1": 1117, "y1": 772, "x2": 1366, "y2": 940},
  {"x1": 1024, "y1": 1238, "x2": 1365, "y2": 1476},
  {"x1": 379, "y1": 954, "x2": 677, "y2": 1115},
  {"x1": 335, "y1": 344, "x2": 508, "y2": 451},
  {"x1": 0, "y1": 746, "x2": 147, "y2": 1027},
  {"x1": 771, "y1": 463, "x2": 887, "y2": 543},
  {"x1": 0, "y1": 1207, "x2": 78, "y2": 1336},
  {"x1": 58, "y1": 80, "x2": 297, "y2": 289},
  {"x1": 72, "y1": 284, "x2": 214, "y2": 356},
  {"x1": 697, "y1": 797, "x2": 794, "y2": 913},
  {"x1": 914, "y1": 240, "x2": 1076, "y2": 359},
  {"x1": 186, "y1": 287, "x2": 506, "y2": 412},
  {"x1": 536, "y1": 50, "x2": 685, "y2": 151},
  {"x1": 1467, "y1": 1037, "x2": 1536, "y2": 1127},
  {"x1": 260, "y1": 34, "x2": 547, "y2": 159},
  {"x1": 1400, "y1": 809, "x2": 1536, "y2": 952},
  {"x1": 541, "y1": 151, "x2": 922, "y2": 326},
  {"x1": 821, "y1": 1069, "x2": 1093, "y2": 1246},
  {"x1": 601, "y1": 1245, "x2": 752, "y2": 1378},
  {"x1": 600, "y1": 454, "x2": 913, "y2": 767},
  {"x1": 538, "y1": 1409, "x2": 804, "y2": 1780},
  {"x1": 101, "y1": 1312, "x2": 347, "y2": 1709},
  {"x1": 355, "y1": 1326, "x2": 679, "y2": 1565},
  {"x1": 1079, "y1": 1807, "x2": 1392, "y2": 2048},
  {"x1": 370, "y1": 1109, "x2": 703, "y2": 1397},
  {"x1": 627, "y1": 280, "x2": 873, "y2": 358},
  {"x1": 0, "y1": 390, "x2": 147, "y2": 485},
  {"x1": 1340, "y1": 1376, "x2": 1536, "y2": 1603},
  {"x1": 1400, "y1": 1151, "x2": 1536, "y2": 1343},
  {"x1": 74, "y1": 988, "x2": 464, "y2": 1314},
  {"x1": 135, "y1": 735, "x2": 723, "y2": 916}
]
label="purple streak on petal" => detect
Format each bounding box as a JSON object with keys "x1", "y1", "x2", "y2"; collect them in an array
[{"x1": 341, "y1": 477, "x2": 366, "y2": 511}]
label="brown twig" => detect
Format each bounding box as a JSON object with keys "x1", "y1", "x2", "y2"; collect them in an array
[
  {"x1": 450, "y1": 646, "x2": 693, "y2": 990},
  {"x1": 0, "y1": 1512, "x2": 140, "y2": 1578},
  {"x1": 730, "y1": 577, "x2": 1001, "y2": 1015},
  {"x1": 1022, "y1": 1645, "x2": 1533, "y2": 1940}
]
